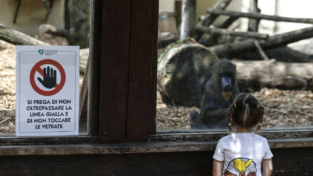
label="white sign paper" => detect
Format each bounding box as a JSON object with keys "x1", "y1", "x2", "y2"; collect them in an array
[{"x1": 16, "y1": 46, "x2": 80, "y2": 136}]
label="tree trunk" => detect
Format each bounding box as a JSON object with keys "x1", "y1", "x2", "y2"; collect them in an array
[
  {"x1": 248, "y1": 0, "x2": 260, "y2": 32},
  {"x1": 238, "y1": 46, "x2": 313, "y2": 63},
  {"x1": 79, "y1": 48, "x2": 89, "y2": 74},
  {"x1": 180, "y1": 0, "x2": 196, "y2": 40},
  {"x1": 79, "y1": 51, "x2": 90, "y2": 133},
  {"x1": 274, "y1": 0, "x2": 279, "y2": 32},
  {"x1": 0, "y1": 24, "x2": 49, "y2": 46},
  {"x1": 65, "y1": 0, "x2": 90, "y2": 48},
  {"x1": 153, "y1": 39, "x2": 313, "y2": 107},
  {"x1": 195, "y1": 27, "x2": 268, "y2": 40},
  {"x1": 234, "y1": 60, "x2": 313, "y2": 91}
]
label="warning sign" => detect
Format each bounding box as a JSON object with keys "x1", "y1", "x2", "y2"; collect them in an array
[
  {"x1": 16, "y1": 46, "x2": 80, "y2": 136},
  {"x1": 30, "y1": 59, "x2": 66, "y2": 96}
]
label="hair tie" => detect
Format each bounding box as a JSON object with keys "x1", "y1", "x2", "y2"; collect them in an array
[
  {"x1": 229, "y1": 123, "x2": 231, "y2": 126},
  {"x1": 234, "y1": 104, "x2": 236, "y2": 108},
  {"x1": 257, "y1": 105, "x2": 259, "y2": 108},
  {"x1": 259, "y1": 123, "x2": 262, "y2": 126}
]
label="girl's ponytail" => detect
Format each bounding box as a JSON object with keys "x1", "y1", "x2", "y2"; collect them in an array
[
  {"x1": 230, "y1": 94, "x2": 264, "y2": 131},
  {"x1": 228, "y1": 104, "x2": 235, "y2": 133},
  {"x1": 256, "y1": 105, "x2": 264, "y2": 131}
]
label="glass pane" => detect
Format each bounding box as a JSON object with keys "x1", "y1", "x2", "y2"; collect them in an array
[
  {"x1": 0, "y1": 0, "x2": 90, "y2": 135},
  {"x1": 157, "y1": 0, "x2": 313, "y2": 132}
]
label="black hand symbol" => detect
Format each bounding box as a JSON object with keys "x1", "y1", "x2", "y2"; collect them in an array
[{"x1": 37, "y1": 66, "x2": 57, "y2": 89}]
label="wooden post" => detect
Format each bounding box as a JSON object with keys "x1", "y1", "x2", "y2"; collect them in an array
[
  {"x1": 248, "y1": 0, "x2": 260, "y2": 32},
  {"x1": 97, "y1": 0, "x2": 158, "y2": 143},
  {"x1": 89, "y1": 0, "x2": 102, "y2": 137},
  {"x1": 126, "y1": 0, "x2": 159, "y2": 142},
  {"x1": 180, "y1": 0, "x2": 196, "y2": 40},
  {"x1": 98, "y1": 0, "x2": 132, "y2": 143}
]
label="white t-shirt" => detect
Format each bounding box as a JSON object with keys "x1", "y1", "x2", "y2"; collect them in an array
[{"x1": 213, "y1": 132, "x2": 273, "y2": 176}]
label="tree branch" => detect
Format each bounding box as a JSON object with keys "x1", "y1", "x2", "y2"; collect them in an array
[
  {"x1": 207, "y1": 9, "x2": 313, "y2": 24},
  {"x1": 0, "y1": 24, "x2": 49, "y2": 46}
]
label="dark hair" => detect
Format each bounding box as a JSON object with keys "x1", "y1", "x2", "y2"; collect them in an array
[{"x1": 228, "y1": 93, "x2": 264, "y2": 133}]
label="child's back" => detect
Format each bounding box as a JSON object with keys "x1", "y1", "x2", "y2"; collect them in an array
[
  {"x1": 214, "y1": 133, "x2": 272, "y2": 176},
  {"x1": 212, "y1": 93, "x2": 273, "y2": 176}
]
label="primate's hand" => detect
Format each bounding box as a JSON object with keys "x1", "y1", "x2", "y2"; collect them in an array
[{"x1": 37, "y1": 66, "x2": 57, "y2": 89}]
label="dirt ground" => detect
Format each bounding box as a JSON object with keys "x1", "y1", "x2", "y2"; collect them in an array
[
  {"x1": 0, "y1": 36, "x2": 83, "y2": 135},
  {"x1": 156, "y1": 89, "x2": 313, "y2": 131},
  {"x1": 0, "y1": 40, "x2": 16, "y2": 134}
]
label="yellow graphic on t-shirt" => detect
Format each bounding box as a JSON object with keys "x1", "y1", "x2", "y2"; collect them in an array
[{"x1": 234, "y1": 159, "x2": 253, "y2": 172}]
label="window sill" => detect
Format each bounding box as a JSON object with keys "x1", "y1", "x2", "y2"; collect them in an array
[{"x1": 0, "y1": 137, "x2": 312, "y2": 156}]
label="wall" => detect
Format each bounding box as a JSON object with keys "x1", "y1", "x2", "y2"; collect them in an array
[
  {"x1": 159, "y1": 0, "x2": 175, "y2": 12},
  {"x1": 0, "y1": 148, "x2": 312, "y2": 175},
  {"x1": 242, "y1": 0, "x2": 313, "y2": 34},
  {"x1": 159, "y1": 0, "x2": 313, "y2": 34},
  {"x1": 0, "y1": 0, "x2": 64, "y2": 35},
  {"x1": 159, "y1": 0, "x2": 243, "y2": 27}
]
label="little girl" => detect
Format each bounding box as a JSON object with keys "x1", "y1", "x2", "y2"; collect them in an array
[{"x1": 212, "y1": 93, "x2": 273, "y2": 176}]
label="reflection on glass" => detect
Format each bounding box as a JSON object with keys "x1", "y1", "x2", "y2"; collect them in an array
[
  {"x1": 157, "y1": 0, "x2": 313, "y2": 132},
  {"x1": 0, "y1": 0, "x2": 90, "y2": 135}
]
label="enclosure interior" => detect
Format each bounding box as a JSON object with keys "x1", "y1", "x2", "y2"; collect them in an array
[
  {"x1": 156, "y1": 0, "x2": 313, "y2": 132},
  {"x1": 1, "y1": 0, "x2": 313, "y2": 137}
]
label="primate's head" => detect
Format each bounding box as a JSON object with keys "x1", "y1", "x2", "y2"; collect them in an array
[{"x1": 212, "y1": 59, "x2": 237, "y2": 92}]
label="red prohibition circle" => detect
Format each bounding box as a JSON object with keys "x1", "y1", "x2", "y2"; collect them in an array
[{"x1": 30, "y1": 59, "x2": 66, "y2": 96}]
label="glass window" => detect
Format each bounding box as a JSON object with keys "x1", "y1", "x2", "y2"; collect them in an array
[
  {"x1": 0, "y1": 0, "x2": 90, "y2": 135},
  {"x1": 157, "y1": 0, "x2": 313, "y2": 132}
]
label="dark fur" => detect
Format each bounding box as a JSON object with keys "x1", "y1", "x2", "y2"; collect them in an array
[{"x1": 190, "y1": 60, "x2": 239, "y2": 129}]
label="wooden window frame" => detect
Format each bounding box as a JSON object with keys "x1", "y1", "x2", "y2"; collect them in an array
[
  {"x1": 95, "y1": 0, "x2": 313, "y2": 147},
  {"x1": 97, "y1": 0, "x2": 158, "y2": 143},
  {"x1": 0, "y1": 0, "x2": 312, "y2": 153},
  {"x1": 0, "y1": 0, "x2": 101, "y2": 145},
  {"x1": 0, "y1": 0, "x2": 158, "y2": 145}
]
